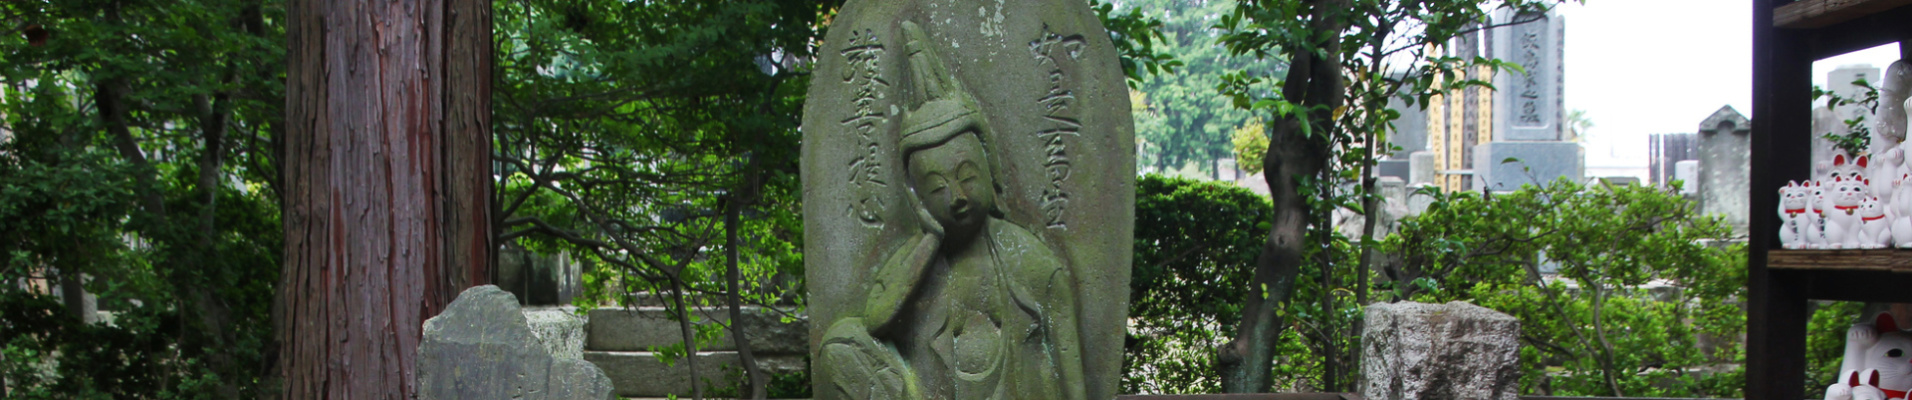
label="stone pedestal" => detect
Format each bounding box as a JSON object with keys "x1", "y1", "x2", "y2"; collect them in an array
[
  {"x1": 1360, "y1": 301, "x2": 1520, "y2": 400},
  {"x1": 1473, "y1": 141, "x2": 1583, "y2": 191},
  {"x1": 1408, "y1": 151, "x2": 1436, "y2": 185}
]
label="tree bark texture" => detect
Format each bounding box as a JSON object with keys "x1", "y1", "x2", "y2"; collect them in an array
[
  {"x1": 278, "y1": 0, "x2": 492, "y2": 398},
  {"x1": 1219, "y1": 0, "x2": 1349, "y2": 393}
]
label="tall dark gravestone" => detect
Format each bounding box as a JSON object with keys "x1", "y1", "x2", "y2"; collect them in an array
[{"x1": 800, "y1": 1, "x2": 1134, "y2": 399}]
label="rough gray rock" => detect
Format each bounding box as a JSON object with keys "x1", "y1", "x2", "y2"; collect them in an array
[
  {"x1": 418, "y1": 285, "x2": 615, "y2": 400},
  {"x1": 524, "y1": 306, "x2": 588, "y2": 360},
  {"x1": 1361, "y1": 301, "x2": 1521, "y2": 400}
]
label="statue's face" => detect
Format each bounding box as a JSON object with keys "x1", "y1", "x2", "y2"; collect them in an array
[{"x1": 908, "y1": 132, "x2": 994, "y2": 238}]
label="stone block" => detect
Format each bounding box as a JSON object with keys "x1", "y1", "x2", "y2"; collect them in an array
[
  {"x1": 1360, "y1": 301, "x2": 1520, "y2": 400},
  {"x1": 1406, "y1": 184, "x2": 1436, "y2": 216},
  {"x1": 418, "y1": 285, "x2": 615, "y2": 400},
  {"x1": 584, "y1": 351, "x2": 806, "y2": 398},
  {"x1": 586, "y1": 306, "x2": 807, "y2": 354},
  {"x1": 525, "y1": 306, "x2": 587, "y2": 360},
  {"x1": 1473, "y1": 141, "x2": 1583, "y2": 192},
  {"x1": 1408, "y1": 151, "x2": 1436, "y2": 185},
  {"x1": 1675, "y1": 160, "x2": 1700, "y2": 195},
  {"x1": 1378, "y1": 160, "x2": 1410, "y2": 180}
]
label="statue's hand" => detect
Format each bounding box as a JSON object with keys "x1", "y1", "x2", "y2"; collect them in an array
[{"x1": 917, "y1": 203, "x2": 945, "y2": 239}]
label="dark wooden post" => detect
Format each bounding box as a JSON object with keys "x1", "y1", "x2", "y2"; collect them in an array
[
  {"x1": 1747, "y1": 0, "x2": 1817, "y2": 399},
  {"x1": 277, "y1": 0, "x2": 492, "y2": 398}
]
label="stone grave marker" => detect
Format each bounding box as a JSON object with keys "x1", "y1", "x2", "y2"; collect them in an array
[
  {"x1": 800, "y1": 1, "x2": 1134, "y2": 399},
  {"x1": 1490, "y1": 10, "x2": 1566, "y2": 142}
]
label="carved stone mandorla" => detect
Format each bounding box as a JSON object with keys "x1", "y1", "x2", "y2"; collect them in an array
[
  {"x1": 799, "y1": 1, "x2": 1135, "y2": 400},
  {"x1": 817, "y1": 20, "x2": 1086, "y2": 400}
]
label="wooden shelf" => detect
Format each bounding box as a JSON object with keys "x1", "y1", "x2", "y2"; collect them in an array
[
  {"x1": 1768, "y1": 249, "x2": 1907, "y2": 271},
  {"x1": 1751, "y1": 0, "x2": 1912, "y2": 397},
  {"x1": 1775, "y1": 0, "x2": 1912, "y2": 29}
]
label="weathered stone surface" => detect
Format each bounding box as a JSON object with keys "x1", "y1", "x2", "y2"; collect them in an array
[
  {"x1": 1490, "y1": 10, "x2": 1565, "y2": 142},
  {"x1": 1377, "y1": 160, "x2": 1410, "y2": 180},
  {"x1": 585, "y1": 306, "x2": 808, "y2": 354},
  {"x1": 1675, "y1": 160, "x2": 1700, "y2": 196},
  {"x1": 1473, "y1": 141, "x2": 1583, "y2": 192},
  {"x1": 525, "y1": 306, "x2": 588, "y2": 360},
  {"x1": 1360, "y1": 301, "x2": 1520, "y2": 400},
  {"x1": 1697, "y1": 106, "x2": 1751, "y2": 235},
  {"x1": 800, "y1": 1, "x2": 1133, "y2": 399},
  {"x1": 418, "y1": 285, "x2": 614, "y2": 400},
  {"x1": 1408, "y1": 151, "x2": 1435, "y2": 185},
  {"x1": 585, "y1": 351, "x2": 806, "y2": 398}
]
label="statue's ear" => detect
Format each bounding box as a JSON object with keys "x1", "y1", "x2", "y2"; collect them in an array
[
  {"x1": 1852, "y1": 370, "x2": 1865, "y2": 387},
  {"x1": 1869, "y1": 369, "x2": 1883, "y2": 387},
  {"x1": 1860, "y1": 156, "x2": 1871, "y2": 169},
  {"x1": 1877, "y1": 312, "x2": 1901, "y2": 333}
]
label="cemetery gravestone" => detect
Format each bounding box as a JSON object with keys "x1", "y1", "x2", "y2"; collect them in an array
[
  {"x1": 1475, "y1": 10, "x2": 1581, "y2": 191},
  {"x1": 1697, "y1": 106, "x2": 1751, "y2": 234},
  {"x1": 1490, "y1": 10, "x2": 1565, "y2": 142},
  {"x1": 800, "y1": 1, "x2": 1134, "y2": 399}
]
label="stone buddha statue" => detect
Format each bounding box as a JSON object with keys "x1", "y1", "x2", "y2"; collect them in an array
[{"x1": 814, "y1": 20, "x2": 1088, "y2": 400}]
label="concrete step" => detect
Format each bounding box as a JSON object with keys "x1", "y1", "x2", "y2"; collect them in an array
[
  {"x1": 585, "y1": 306, "x2": 807, "y2": 354},
  {"x1": 584, "y1": 350, "x2": 805, "y2": 398}
]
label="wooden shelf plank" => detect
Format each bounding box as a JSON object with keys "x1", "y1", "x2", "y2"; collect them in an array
[
  {"x1": 1768, "y1": 249, "x2": 1908, "y2": 271},
  {"x1": 1775, "y1": 0, "x2": 1912, "y2": 29}
]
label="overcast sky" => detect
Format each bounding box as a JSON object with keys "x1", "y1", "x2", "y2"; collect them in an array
[{"x1": 1557, "y1": 0, "x2": 1902, "y2": 171}]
